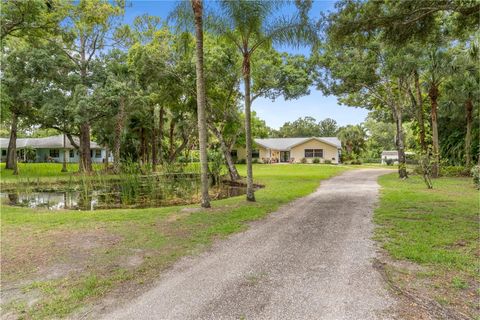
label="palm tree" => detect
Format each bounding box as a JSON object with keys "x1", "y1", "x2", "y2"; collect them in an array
[
  {"x1": 423, "y1": 47, "x2": 451, "y2": 177},
  {"x1": 216, "y1": 0, "x2": 317, "y2": 201},
  {"x1": 191, "y1": 0, "x2": 210, "y2": 208},
  {"x1": 445, "y1": 41, "x2": 479, "y2": 167}
]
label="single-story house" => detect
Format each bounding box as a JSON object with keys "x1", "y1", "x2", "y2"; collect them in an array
[
  {"x1": 381, "y1": 150, "x2": 415, "y2": 164},
  {"x1": 0, "y1": 134, "x2": 112, "y2": 163},
  {"x1": 233, "y1": 137, "x2": 342, "y2": 164}
]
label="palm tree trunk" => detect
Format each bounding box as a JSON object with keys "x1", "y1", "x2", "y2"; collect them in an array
[
  {"x1": 113, "y1": 96, "x2": 125, "y2": 173},
  {"x1": 393, "y1": 105, "x2": 407, "y2": 179},
  {"x1": 242, "y1": 53, "x2": 255, "y2": 201},
  {"x1": 6, "y1": 112, "x2": 18, "y2": 175},
  {"x1": 192, "y1": 0, "x2": 210, "y2": 208},
  {"x1": 465, "y1": 97, "x2": 473, "y2": 167},
  {"x1": 429, "y1": 84, "x2": 440, "y2": 178},
  {"x1": 414, "y1": 70, "x2": 427, "y2": 152}
]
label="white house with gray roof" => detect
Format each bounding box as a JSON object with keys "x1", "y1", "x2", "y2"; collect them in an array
[
  {"x1": 233, "y1": 137, "x2": 342, "y2": 164},
  {"x1": 0, "y1": 135, "x2": 111, "y2": 163}
]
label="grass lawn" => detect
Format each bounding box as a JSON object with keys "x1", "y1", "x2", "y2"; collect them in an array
[
  {"x1": 374, "y1": 174, "x2": 479, "y2": 318},
  {"x1": 1, "y1": 164, "x2": 348, "y2": 319}
]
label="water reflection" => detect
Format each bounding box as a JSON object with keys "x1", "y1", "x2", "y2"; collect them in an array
[{"x1": 1, "y1": 185, "x2": 247, "y2": 211}]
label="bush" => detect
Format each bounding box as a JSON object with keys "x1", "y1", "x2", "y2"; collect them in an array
[
  {"x1": 252, "y1": 158, "x2": 259, "y2": 164},
  {"x1": 300, "y1": 158, "x2": 307, "y2": 164},
  {"x1": 236, "y1": 158, "x2": 246, "y2": 164},
  {"x1": 471, "y1": 166, "x2": 480, "y2": 189},
  {"x1": 324, "y1": 159, "x2": 332, "y2": 164},
  {"x1": 312, "y1": 158, "x2": 320, "y2": 164},
  {"x1": 440, "y1": 166, "x2": 470, "y2": 177},
  {"x1": 362, "y1": 158, "x2": 382, "y2": 164},
  {"x1": 385, "y1": 159, "x2": 394, "y2": 166}
]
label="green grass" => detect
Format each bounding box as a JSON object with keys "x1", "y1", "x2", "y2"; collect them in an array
[
  {"x1": 374, "y1": 174, "x2": 479, "y2": 317},
  {"x1": 375, "y1": 174, "x2": 479, "y2": 273},
  {"x1": 1, "y1": 164, "x2": 348, "y2": 319},
  {"x1": 0, "y1": 163, "x2": 107, "y2": 183}
]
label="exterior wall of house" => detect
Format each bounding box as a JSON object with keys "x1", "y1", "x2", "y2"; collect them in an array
[
  {"x1": 233, "y1": 139, "x2": 340, "y2": 164},
  {"x1": 29, "y1": 149, "x2": 109, "y2": 163},
  {"x1": 234, "y1": 146, "x2": 267, "y2": 162},
  {"x1": 236, "y1": 148, "x2": 246, "y2": 161},
  {"x1": 290, "y1": 140, "x2": 339, "y2": 164},
  {"x1": 258, "y1": 147, "x2": 268, "y2": 160}
]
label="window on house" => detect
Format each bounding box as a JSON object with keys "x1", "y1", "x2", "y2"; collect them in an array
[
  {"x1": 49, "y1": 149, "x2": 60, "y2": 158},
  {"x1": 1, "y1": 149, "x2": 6, "y2": 156},
  {"x1": 304, "y1": 149, "x2": 323, "y2": 158},
  {"x1": 230, "y1": 150, "x2": 237, "y2": 158},
  {"x1": 252, "y1": 149, "x2": 260, "y2": 158},
  {"x1": 95, "y1": 149, "x2": 102, "y2": 158},
  {"x1": 69, "y1": 150, "x2": 75, "y2": 158}
]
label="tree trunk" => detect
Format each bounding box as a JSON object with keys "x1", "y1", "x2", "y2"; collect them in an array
[
  {"x1": 105, "y1": 147, "x2": 109, "y2": 170},
  {"x1": 428, "y1": 84, "x2": 440, "y2": 178},
  {"x1": 465, "y1": 97, "x2": 473, "y2": 167},
  {"x1": 61, "y1": 134, "x2": 68, "y2": 172},
  {"x1": 113, "y1": 96, "x2": 125, "y2": 173},
  {"x1": 414, "y1": 70, "x2": 427, "y2": 152},
  {"x1": 169, "y1": 119, "x2": 175, "y2": 161},
  {"x1": 151, "y1": 106, "x2": 158, "y2": 171},
  {"x1": 243, "y1": 53, "x2": 255, "y2": 201},
  {"x1": 6, "y1": 112, "x2": 18, "y2": 175},
  {"x1": 192, "y1": 0, "x2": 210, "y2": 208},
  {"x1": 158, "y1": 106, "x2": 164, "y2": 165},
  {"x1": 79, "y1": 122, "x2": 93, "y2": 173},
  {"x1": 140, "y1": 127, "x2": 146, "y2": 165},
  {"x1": 393, "y1": 105, "x2": 407, "y2": 179},
  {"x1": 211, "y1": 125, "x2": 240, "y2": 181},
  {"x1": 78, "y1": 36, "x2": 92, "y2": 174}
]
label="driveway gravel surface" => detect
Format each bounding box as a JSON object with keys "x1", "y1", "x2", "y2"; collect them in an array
[{"x1": 102, "y1": 169, "x2": 397, "y2": 320}]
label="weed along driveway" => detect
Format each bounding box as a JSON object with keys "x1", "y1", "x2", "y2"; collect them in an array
[{"x1": 102, "y1": 169, "x2": 397, "y2": 320}]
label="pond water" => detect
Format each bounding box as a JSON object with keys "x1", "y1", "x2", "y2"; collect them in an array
[{"x1": 1, "y1": 182, "x2": 247, "y2": 211}]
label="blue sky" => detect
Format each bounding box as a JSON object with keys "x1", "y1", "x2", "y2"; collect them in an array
[{"x1": 123, "y1": 0, "x2": 369, "y2": 129}]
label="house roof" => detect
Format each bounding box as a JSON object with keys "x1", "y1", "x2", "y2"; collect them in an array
[
  {"x1": 0, "y1": 135, "x2": 102, "y2": 149},
  {"x1": 254, "y1": 137, "x2": 342, "y2": 151}
]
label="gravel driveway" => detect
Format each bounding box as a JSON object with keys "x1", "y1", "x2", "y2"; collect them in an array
[{"x1": 102, "y1": 169, "x2": 397, "y2": 320}]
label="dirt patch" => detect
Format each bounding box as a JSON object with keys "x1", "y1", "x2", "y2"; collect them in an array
[
  {"x1": 1, "y1": 226, "x2": 123, "y2": 316},
  {"x1": 1, "y1": 227, "x2": 121, "y2": 280}
]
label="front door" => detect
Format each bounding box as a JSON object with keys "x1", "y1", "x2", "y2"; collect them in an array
[{"x1": 280, "y1": 151, "x2": 290, "y2": 163}]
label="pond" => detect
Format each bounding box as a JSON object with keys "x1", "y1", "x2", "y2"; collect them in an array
[{"x1": 1, "y1": 178, "x2": 248, "y2": 211}]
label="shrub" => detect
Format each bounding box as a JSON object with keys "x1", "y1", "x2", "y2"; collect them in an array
[
  {"x1": 300, "y1": 158, "x2": 307, "y2": 164},
  {"x1": 312, "y1": 158, "x2": 320, "y2": 164},
  {"x1": 385, "y1": 159, "x2": 394, "y2": 166},
  {"x1": 252, "y1": 158, "x2": 259, "y2": 164},
  {"x1": 440, "y1": 166, "x2": 470, "y2": 177},
  {"x1": 471, "y1": 166, "x2": 480, "y2": 189},
  {"x1": 236, "y1": 158, "x2": 246, "y2": 164},
  {"x1": 208, "y1": 150, "x2": 224, "y2": 185},
  {"x1": 324, "y1": 159, "x2": 332, "y2": 164}
]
